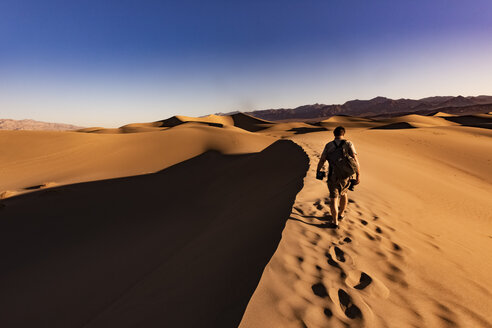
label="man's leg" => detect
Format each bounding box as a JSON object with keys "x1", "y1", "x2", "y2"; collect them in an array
[
  {"x1": 339, "y1": 193, "x2": 348, "y2": 218},
  {"x1": 330, "y1": 196, "x2": 339, "y2": 225}
]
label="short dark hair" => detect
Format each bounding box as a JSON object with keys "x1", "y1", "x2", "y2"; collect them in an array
[{"x1": 334, "y1": 126, "x2": 345, "y2": 137}]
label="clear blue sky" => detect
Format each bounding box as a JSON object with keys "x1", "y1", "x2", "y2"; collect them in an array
[{"x1": 1, "y1": 0, "x2": 491, "y2": 127}]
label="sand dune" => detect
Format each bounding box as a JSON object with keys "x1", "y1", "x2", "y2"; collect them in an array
[
  {"x1": 0, "y1": 140, "x2": 308, "y2": 328},
  {"x1": 318, "y1": 114, "x2": 457, "y2": 130},
  {"x1": 431, "y1": 111, "x2": 456, "y2": 117},
  {"x1": 322, "y1": 116, "x2": 374, "y2": 123},
  {"x1": 78, "y1": 118, "x2": 224, "y2": 134},
  {"x1": 319, "y1": 116, "x2": 380, "y2": 129},
  {"x1": 375, "y1": 114, "x2": 459, "y2": 128},
  {"x1": 78, "y1": 113, "x2": 274, "y2": 134},
  {"x1": 0, "y1": 125, "x2": 275, "y2": 194},
  {"x1": 240, "y1": 124, "x2": 492, "y2": 328},
  {"x1": 258, "y1": 122, "x2": 327, "y2": 137},
  {"x1": 1, "y1": 112, "x2": 491, "y2": 328},
  {"x1": 157, "y1": 114, "x2": 234, "y2": 128},
  {"x1": 229, "y1": 113, "x2": 274, "y2": 132},
  {"x1": 371, "y1": 121, "x2": 417, "y2": 129},
  {"x1": 442, "y1": 114, "x2": 492, "y2": 129}
]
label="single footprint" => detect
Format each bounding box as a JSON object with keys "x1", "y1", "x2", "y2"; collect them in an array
[
  {"x1": 354, "y1": 272, "x2": 373, "y2": 290},
  {"x1": 338, "y1": 289, "x2": 362, "y2": 319},
  {"x1": 346, "y1": 270, "x2": 373, "y2": 290},
  {"x1": 334, "y1": 247, "x2": 346, "y2": 262},
  {"x1": 325, "y1": 253, "x2": 341, "y2": 269},
  {"x1": 364, "y1": 232, "x2": 375, "y2": 241},
  {"x1": 387, "y1": 263, "x2": 403, "y2": 274},
  {"x1": 328, "y1": 246, "x2": 353, "y2": 266},
  {"x1": 360, "y1": 219, "x2": 368, "y2": 225},
  {"x1": 312, "y1": 282, "x2": 329, "y2": 298}
]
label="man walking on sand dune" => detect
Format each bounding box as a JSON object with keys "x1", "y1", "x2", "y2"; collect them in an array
[{"x1": 316, "y1": 126, "x2": 360, "y2": 227}]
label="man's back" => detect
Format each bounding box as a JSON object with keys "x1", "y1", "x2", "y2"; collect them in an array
[{"x1": 323, "y1": 139, "x2": 357, "y2": 158}]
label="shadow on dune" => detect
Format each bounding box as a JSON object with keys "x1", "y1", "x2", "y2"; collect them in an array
[
  {"x1": 157, "y1": 116, "x2": 224, "y2": 128},
  {"x1": 230, "y1": 113, "x2": 273, "y2": 132},
  {"x1": 370, "y1": 122, "x2": 417, "y2": 130},
  {"x1": 441, "y1": 115, "x2": 492, "y2": 129},
  {"x1": 288, "y1": 127, "x2": 328, "y2": 134},
  {"x1": 0, "y1": 140, "x2": 308, "y2": 328},
  {"x1": 289, "y1": 217, "x2": 337, "y2": 229}
]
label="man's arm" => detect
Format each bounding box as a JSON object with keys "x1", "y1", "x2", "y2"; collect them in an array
[
  {"x1": 346, "y1": 141, "x2": 361, "y2": 183},
  {"x1": 317, "y1": 147, "x2": 327, "y2": 173},
  {"x1": 353, "y1": 153, "x2": 360, "y2": 183}
]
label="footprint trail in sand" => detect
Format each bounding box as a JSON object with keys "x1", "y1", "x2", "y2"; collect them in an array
[{"x1": 240, "y1": 132, "x2": 492, "y2": 328}]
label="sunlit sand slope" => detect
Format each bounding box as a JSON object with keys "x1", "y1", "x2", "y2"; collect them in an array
[
  {"x1": 0, "y1": 124, "x2": 275, "y2": 194},
  {"x1": 240, "y1": 125, "x2": 492, "y2": 328}
]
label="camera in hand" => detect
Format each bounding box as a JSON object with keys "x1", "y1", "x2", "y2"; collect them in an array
[
  {"x1": 316, "y1": 171, "x2": 326, "y2": 180},
  {"x1": 348, "y1": 179, "x2": 358, "y2": 191}
]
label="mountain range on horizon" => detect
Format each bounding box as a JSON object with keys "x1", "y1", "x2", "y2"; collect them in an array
[
  {"x1": 218, "y1": 95, "x2": 492, "y2": 121},
  {"x1": 0, "y1": 119, "x2": 83, "y2": 131},
  {"x1": 2, "y1": 95, "x2": 492, "y2": 131}
]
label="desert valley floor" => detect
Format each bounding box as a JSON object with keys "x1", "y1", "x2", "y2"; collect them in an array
[{"x1": 0, "y1": 112, "x2": 491, "y2": 327}]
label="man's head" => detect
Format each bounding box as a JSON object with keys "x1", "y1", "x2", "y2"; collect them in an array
[{"x1": 333, "y1": 126, "x2": 346, "y2": 138}]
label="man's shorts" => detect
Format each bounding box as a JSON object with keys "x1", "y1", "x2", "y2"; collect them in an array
[{"x1": 327, "y1": 176, "x2": 350, "y2": 199}]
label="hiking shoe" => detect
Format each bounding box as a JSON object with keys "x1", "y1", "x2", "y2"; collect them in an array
[{"x1": 327, "y1": 222, "x2": 338, "y2": 229}]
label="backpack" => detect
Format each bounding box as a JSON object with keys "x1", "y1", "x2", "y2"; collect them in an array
[{"x1": 326, "y1": 140, "x2": 358, "y2": 180}]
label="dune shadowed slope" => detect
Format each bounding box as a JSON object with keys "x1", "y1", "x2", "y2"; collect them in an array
[
  {"x1": 0, "y1": 140, "x2": 308, "y2": 328},
  {"x1": 442, "y1": 114, "x2": 492, "y2": 129}
]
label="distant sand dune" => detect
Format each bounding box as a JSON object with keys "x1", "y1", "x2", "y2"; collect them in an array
[
  {"x1": 322, "y1": 115, "x2": 374, "y2": 123},
  {"x1": 259, "y1": 122, "x2": 327, "y2": 136},
  {"x1": 371, "y1": 122, "x2": 417, "y2": 130},
  {"x1": 377, "y1": 114, "x2": 458, "y2": 128},
  {"x1": 229, "y1": 113, "x2": 274, "y2": 132},
  {"x1": 78, "y1": 113, "x2": 273, "y2": 134},
  {"x1": 319, "y1": 116, "x2": 380, "y2": 129},
  {"x1": 157, "y1": 114, "x2": 233, "y2": 129},
  {"x1": 0, "y1": 125, "x2": 276, "y2": 193},
  {"x1": 442, "y1": 114, "x2": 492, "y2": 129},
  {"x1": 431, "y1": 111, "x2": 456, "y2": 117}
]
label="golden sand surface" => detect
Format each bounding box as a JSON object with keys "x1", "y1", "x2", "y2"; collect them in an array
[{"x1": 0, "y1": 112, "x2": 491, "y2": 327}]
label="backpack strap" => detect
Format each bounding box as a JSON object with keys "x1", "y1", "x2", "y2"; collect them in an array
[{"x1": 334, "y1": 139, "x2": 346, "y2": 149}]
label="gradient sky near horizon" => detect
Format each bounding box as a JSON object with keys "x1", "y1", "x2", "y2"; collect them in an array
[{"x1": 1, "y1": 0, "x2": 492, "y2": 127}]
